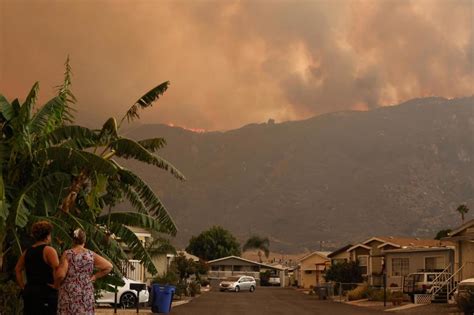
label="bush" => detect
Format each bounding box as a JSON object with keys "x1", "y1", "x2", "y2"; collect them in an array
[
  {"x1": 347, "y1": 284, "x2": 370, "y2": 301},
  {"x1": 456, "y1": 291, "x2": 474, "y2": 314},
  {"x1": 175, "y1": 282, "x2": 188, "y2": 299},
  {"x1": 0, "y1": 279, "x2": 23, "y2": 315},
  {"x1": 368, "y1": 289, "x2": 391, "y2": 301},
  {"x1": 189, "y1": 281, "x2": 201, "y2": 297},
  {"x1": 152, "y1": 271, "x2": 179, "y2": 286}
]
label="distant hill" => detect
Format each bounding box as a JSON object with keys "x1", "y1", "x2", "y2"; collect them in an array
[{"x1": 121, "y1": 96, "x2": 474, "y2": 252}]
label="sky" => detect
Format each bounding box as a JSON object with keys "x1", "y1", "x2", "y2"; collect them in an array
[{"x1": 1, "y1": 0, "x2": 473, "y2": 131}]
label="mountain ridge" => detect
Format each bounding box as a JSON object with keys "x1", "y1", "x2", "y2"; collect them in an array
[{"x1": 119, "y1": 96, "x2": 474, "y2": 252}]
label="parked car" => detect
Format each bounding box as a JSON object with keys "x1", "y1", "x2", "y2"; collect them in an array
[
  {"x1": 96, "y1": 277, "x2": 149, "y2": 308},
  {"x1": 219, "y1": 276, "x2": 256, "y2": 292},
  {"x1": 268, "y1": 276, "x2": 281, "y2": 286},
  {"x1": 455, "y1": 278, "x2": 474, "y2": 298},
  {"x1": 403, "y1": 272, "x2": 450, "y2": 295}
]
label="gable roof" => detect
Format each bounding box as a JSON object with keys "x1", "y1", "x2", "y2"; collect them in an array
[
  {"x1": 207, "y1": 256, "x2": 284, "y2": 270},
  {"x1": 448, "y1": 219, "x2": 474, "y2": 237},
  {"x1": 346, "y1": 244, "x2": 371, "y2": 252},
  {"x1": 328, "y1": 244, "x2": 353, "y2": 258},
  {"x1": 364, "y1": 236, "x2": 448, "y2": 248},
  {"x1": 298, "y1": 251, "x2": 331, "y2": 262},
  {"x1": 207, "y1": 255, "x2": 261, "y2": 265}
]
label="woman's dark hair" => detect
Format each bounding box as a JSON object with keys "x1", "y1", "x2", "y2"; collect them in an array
[
  {"x1": 71, "y1": 228, "x2": 86, "y2": 245},
  {"x1": 31, "y1": 221, "x2": 53, "y2": 241}
]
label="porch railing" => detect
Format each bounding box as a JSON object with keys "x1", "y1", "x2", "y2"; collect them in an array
[{"x1": 208, "y1": 270, "x2": 260, "y2": 279}]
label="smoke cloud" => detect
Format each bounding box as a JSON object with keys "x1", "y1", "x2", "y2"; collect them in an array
[{"x1": 1, "y1": 0, "x2": 472, "y2": 130}]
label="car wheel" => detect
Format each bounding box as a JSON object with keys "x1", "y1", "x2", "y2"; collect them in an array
[
  {"x1": 249, "y1": 286, "x2": 255, "y2": 292},
  {"x1": 120, "y1": 292, "x2": 137, "y2": 308},
  {"x1": 235, "y1": 286, "x2": 240, "y2": 292}
]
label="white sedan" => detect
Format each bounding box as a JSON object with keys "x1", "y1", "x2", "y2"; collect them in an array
[{"x1": 96, "y1": 278, "x2": 149, "y2": 308}]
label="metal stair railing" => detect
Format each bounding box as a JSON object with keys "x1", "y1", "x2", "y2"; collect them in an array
[{"x1": 431, "y1": 263, "x2": 465, "y2": 303}]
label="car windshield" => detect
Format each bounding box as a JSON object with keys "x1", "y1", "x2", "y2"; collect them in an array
[{"x1": 226, "y1": 277, "x2": 241, "y2": 281}]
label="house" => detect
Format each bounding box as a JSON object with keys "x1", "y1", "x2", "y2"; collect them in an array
[
  {"x1": 346, "y1": 237, "x2": 448, "y2": 286},
  {"x1": 444, "y1": 219, "x2": 474, "y2": 280},
  {"x1": 383, "y1": 246, "x2": 455, "y2": 288},
  {"x1": 328, "y1": 244, "x2": 352, "y2": 265},
  {"x1": 207, "y1": 256, "x2": 286, "y2": 287},
  {"x1": 295, "y1": 251, "x2": 330, "y2": 289}
]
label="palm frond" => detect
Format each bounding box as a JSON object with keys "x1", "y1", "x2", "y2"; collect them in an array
[
  {"x1": 120, "y1": 81, "x2": 169, "y2": 125},
  {"x1": 110, "y1": 138, "x2": 185, "y2": 180},
  {"x1": 98, "y1": 117, "x2": 118, "y2": 143}
]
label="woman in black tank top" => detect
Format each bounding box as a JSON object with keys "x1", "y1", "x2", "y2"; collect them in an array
[{"x1": 15, "y1": 221, "x2": 60, "y2": 315}]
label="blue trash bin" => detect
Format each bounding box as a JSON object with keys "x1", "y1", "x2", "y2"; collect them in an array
[{"x1": 152, "y1": 284, "x2": 175, "y2": 313}]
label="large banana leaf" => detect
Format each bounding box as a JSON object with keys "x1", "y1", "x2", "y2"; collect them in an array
[
  {"x1": 96, "y1": 212, "x2": 169, "y2": 234},
  {"x1": 118, "y1": 168, "x2": 177, "y2": 235},
  {"x1": 45, "y1": 125, "x2": 99, "y2": 149},
  {"x1": 29, "y1": 96, "x2": 67, "y2": 135},
  {"x1": 110, "y1": 138, "x2": 185, "y2": 180},
  {"x1": 121, "y1": 81, "x2": 169, "y2": 124},
  {"x1": 138, "y1": 138, "x2": 167, "y2": 152},
  {"x1": 39, "y1": 147, "x2": 117, "y2": 176},
  {"x1": 108, "y1": 223, "x2": 158, "y2": 275}
]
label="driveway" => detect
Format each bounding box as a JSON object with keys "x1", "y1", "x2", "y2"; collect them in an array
[{"x1": 171, "y1": 287, "x2": 385, "y2": 315}]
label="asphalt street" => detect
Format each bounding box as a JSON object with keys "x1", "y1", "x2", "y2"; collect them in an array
[{"x1": 171, "y1": 287, "x2": 385, "y2": 315}]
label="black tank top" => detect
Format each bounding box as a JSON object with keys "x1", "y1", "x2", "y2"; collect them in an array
[{"x1": 25, "y1": 244, "x2": 54, "y2": 286}]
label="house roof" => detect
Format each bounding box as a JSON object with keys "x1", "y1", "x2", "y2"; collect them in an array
[
  {"x1": 364, "y1": 236, "x2": 450, "y2": 248},
  {"x1": 346, "y1": 244, "x2": 371, "y2": 252},
  {"x1": 297, "y1": 251, "x2": 331, "y2": 263},
  {"x1": 382, "y1": 246, "x2": 455, "y2": 254},
  {"x1": 448, "y1": 219, "x2": 474, "y2": 237},
  {"x1": 327, "y1": 244, "x2": 353, "y2": 258},
  {"x1": 207, "y1": 256, "x2": 284, "y2": 270}
]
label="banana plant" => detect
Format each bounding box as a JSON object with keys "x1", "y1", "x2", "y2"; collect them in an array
[{"x1": 0, "y1": 59, "x2": 184, "y2": 281}]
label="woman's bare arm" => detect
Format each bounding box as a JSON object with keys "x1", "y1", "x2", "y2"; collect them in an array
[
  {"x1": 15, "y1": 252, "x2": 26, "y2": 290},
  {"x1": 91, "y1": 253, "x2": 113, "y2": 281},
  {"x1": 55, "y1": 252, "x2": 68, "y2": 285}
]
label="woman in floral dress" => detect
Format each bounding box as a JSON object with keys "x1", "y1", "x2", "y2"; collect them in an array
[{"x1": 57, "y1": 229, "x2": 113, "y2": 315}]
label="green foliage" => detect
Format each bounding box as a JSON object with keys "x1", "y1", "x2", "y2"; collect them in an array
[
  {"x1": 152, "y1": 271, "x2": 179, "y2": 286},
  {"x1": 368, "y1": 288, "x2": 391, "y2": 301},
  {"x1": 186, "y1": 226, "x2": 241, "y2": 261},
  {"x1": 324, "y1": 260, "x2": 363, "y2": 284},
  {"x1": 347, "y1": 284, "x2": 370, "y2": 301},
  {"x1": 0, "y1": 279, "x2": 23, "y2": 315},
  {"x1": 243, "y1": 235, "x2": 270, "y2": 262},
  {"x1": 260, "y1": 270, "x2": 271, "y2": 286},
  {"x1": 435, "y1": 229, "x2": 452, "y2": 240},
  {"x1": 188, "y1": 280, "x2": 201, "y2": 297},
  {"x1": 0, "y1": 60, "x2": 183, "y2": 289}
]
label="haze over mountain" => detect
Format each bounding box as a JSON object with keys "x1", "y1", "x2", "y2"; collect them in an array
[{"x1": 120, "y1": 96, "x2": 473, "y2": 252}]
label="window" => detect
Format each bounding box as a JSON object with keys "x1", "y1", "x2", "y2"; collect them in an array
[
  {"x1": 304, "y1": 270, "x2": 313, "y2": 274},
  {"x1": 425, "y1": 257, "x2": 445, "y2": 271},
  {"x1": 332, "y1": 258, "x2": 347, "y2": 265},
  {"x1": 358, "y1": 256, "x2": 368, "y2": 275},
  {"x1": 392, "y1": 258, "x2": 409, "y2": 276}
]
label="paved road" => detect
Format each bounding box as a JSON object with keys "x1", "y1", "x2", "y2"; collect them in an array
[{"x1": 171, "y1": 287, "x2": 385, "y2": 315}]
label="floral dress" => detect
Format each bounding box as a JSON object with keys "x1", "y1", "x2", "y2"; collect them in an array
[{"x1": 58, "y1": 249, "x2": 95, "y2": 315}]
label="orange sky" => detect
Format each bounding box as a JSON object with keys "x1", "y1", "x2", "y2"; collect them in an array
[{"x1": 1, "y1": 0, "x2": 472, "y2": 130}]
